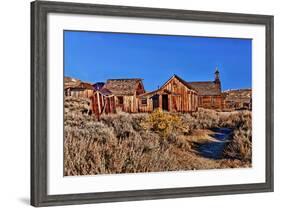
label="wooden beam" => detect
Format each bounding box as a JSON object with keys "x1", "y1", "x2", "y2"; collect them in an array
[{"x1": 97, "y1": 92, "x2": 101, "y2": 114}]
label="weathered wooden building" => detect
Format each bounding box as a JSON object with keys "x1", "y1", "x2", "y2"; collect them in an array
[
  {"x1": 64, "y1": 80, "x2": 95, "y2": 98},
  {"x1": 64, "y1": 77, "x2": 116, "y2": 117},
  {"x1": 91, "y1": 88, "x2": 116, "y2": 117},
  {"x1": 103, "y1": 79, "x2": 146, "y2": 113},
  {"x1": 138, "y1": 75, "x2": 198, "y2": 113},
  {"x1": 65, "y1": 68, "x2": 227, "y2": 115},
  {"x1": 187, "y1": 69, "x2": 224, "y2": 110}
]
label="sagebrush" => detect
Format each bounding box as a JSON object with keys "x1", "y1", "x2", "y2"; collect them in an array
[{"x1": 64, "y1": 97, "x2": 252, "y2": 175}]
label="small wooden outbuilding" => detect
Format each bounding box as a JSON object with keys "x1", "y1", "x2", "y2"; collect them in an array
[
  {"x1": 64, "y1": 81, "x2": 95, "y2": 99},
  {"x1": 91, "y1": 88, "x2": 116, "y2": 117},
  {"x1": 103, "y1": 79, "x2": 145, "y2": 113},
  {"x1": 138, "y1": 75, "x2": 198, "y2": 113}
]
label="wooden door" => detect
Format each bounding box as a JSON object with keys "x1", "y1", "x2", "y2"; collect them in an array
[
  {"x1": 152, "y1": 94, "x2": 159, "y2": 110},
  {"x1": 162, "y1": 94, "x2": 169, "y2": 111}
]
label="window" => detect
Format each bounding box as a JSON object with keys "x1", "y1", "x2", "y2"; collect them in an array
[
  {"x1": 117, "y1": 96, "x2": 124, "y2": 105},
  {"x1": 141, "y1": 98, "x2": 147, "y2": 105}
]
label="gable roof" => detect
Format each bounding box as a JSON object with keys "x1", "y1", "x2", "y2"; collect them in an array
[
  {"x1": 172, "y1": 75, "x2": 197, "y2": 91},
  {"x1": 104, "y1": 79, "x2": 144, "y2": 96},
  {"x1": 138, "y1": 75, "x2": 197, "y2": 98},
  {"x1": 187, "y1": 81, "x2": 221, "y2": 96},
  {"x1": 157, "y1": 74, "x2": 197, "y2": 93}
]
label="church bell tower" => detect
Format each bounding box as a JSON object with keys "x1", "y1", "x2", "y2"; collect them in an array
[{"x1": 214, "y1": 67, "x2": 221, "y2": 91}]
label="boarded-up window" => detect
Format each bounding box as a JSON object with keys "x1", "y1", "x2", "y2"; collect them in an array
[{"x1": 141, "y1": 98, "x2": 147, "y2": 105}]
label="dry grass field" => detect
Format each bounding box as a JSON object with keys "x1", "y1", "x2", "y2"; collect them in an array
[{"x1": 64, "y1": 97, "x2": 252, "y2": 176}]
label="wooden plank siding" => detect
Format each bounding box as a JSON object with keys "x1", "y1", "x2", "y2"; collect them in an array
[
  {"x1": 103, "y1": 79, "x2": 145, "y2": 114},
  {"x1": 66, "y1": 89, "x2": 95, "y2": 98},
  {"x1": 138, "y1": 75, "x2": 198, "y2": 113},
  {"x1": 65, "y1": 85, "x2": 117, "y2": 118},
  {"x1": 198, "y1": 95, "x2": 224, "y2": 109},
  {"x1": 114, "y1": 95, "x2": 138, "y2": 113},
  {"x1": 65, "y1": 72, "x2": 230, "y2": 115},
  {"x1": 187, "y1": 69, "x2": 224, "y2": 110},
  {"x1": 91, "y1": 91, "x2": 116, "y2": 118}
]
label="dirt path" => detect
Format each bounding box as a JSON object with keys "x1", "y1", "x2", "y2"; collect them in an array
[{"x1": 195, "y1": 128, "x2": 232, "y2": 159}]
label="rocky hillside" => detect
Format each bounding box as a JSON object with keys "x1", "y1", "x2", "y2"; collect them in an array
[
  {"x1": 223, "y1": 89, "x2": 252, "y2": 110},
  {"x1": 223, "y1": 89, "x2": 252, "y2": 102},
  {"x1": 64, "y1": 76, "x2": 81, "y2": 89}
]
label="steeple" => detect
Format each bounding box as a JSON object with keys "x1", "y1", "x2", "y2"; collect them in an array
[
  {"x1": 214, "y1": 66, "x2": 220, "y2": 84},
  {"x1": 214, "y1": 66, "x2": 221, "y2": 92}
]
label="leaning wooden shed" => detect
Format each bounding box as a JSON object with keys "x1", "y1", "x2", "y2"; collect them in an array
[
  {"x1": 103, "y1": 78, "x2": 145, "y2": 113},
  {"x1": 91, "y1": 88, "x2": 116, "y2": 118},
  {"x1": 138, "y1": 75, "x2": 198, "y2": 113}
]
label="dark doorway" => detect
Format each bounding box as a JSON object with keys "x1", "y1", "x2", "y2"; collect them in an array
[
  {"x1": 152, "y1": 94, "x2": 159, "y2": 110},
  {"x1": 162, "y1": 94, "x2": 169, "y2": 111}
]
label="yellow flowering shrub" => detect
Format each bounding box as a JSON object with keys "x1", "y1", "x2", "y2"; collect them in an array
[{"x1": 141, "y1": 109, "x2": 185, "y2": 138}]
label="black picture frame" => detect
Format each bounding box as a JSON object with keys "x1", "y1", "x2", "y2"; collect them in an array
[{"x1": 31, "y1": 0, "x2": 274, "y2": 207}]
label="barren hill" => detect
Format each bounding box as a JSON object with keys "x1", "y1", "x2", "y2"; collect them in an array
[
  {"x1": 64, "y1": 76, "x2": 81, "y2": 89},
  {"x1": 223, "y1": 88, "x2": 252, "y2": 110}
]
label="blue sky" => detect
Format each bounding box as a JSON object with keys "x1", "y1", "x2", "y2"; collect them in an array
[{"x1": 64, "y1": 31, "x2": 252, "y2": 91}]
